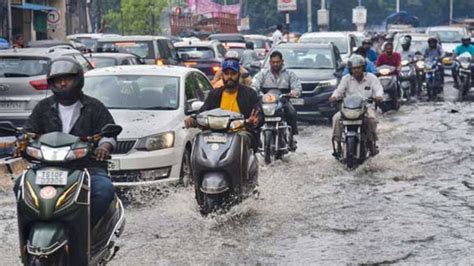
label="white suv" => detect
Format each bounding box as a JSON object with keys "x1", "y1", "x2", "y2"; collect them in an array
[{"x1": 299, "y1": 31, "x2": 357, "y2": 62}]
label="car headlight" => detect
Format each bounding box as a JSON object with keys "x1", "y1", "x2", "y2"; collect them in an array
[
  {"x1": 416, "y1": 61, "x2": 424, "y2": 69},
  {"x1": 262, "y1": 104, "x2": 277, "y2": 116},
  {"x1": 40, "y1": 146, "x2": 71, "y2": 161},
  {"x1": 207, "y1": 116, "x2": 230, "y2": 130},
  {"x1": 341, "y1": 107, "x2": 363, "y2": 120},
  {"x1": 66, "y1": 148, "x2": 89, "y2": 161},
  {"x1": 26, "y1": 146, "x2": 43, "y2": 160},
  {"x1": 135, "y1": 132, "x2": 175, "y2": 151},
  {"x1": 317, "y1": 78, "x2": 338, "y2": 88}
]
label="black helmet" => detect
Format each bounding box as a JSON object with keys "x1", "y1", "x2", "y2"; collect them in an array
[
  {"x1": 427, "y1": 36, "x2": 438, "y2": 44},
  {"x1": 47, "y1": 57, "x2": 84, "y2": 102}
]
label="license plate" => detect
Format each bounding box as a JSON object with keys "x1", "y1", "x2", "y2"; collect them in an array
[
  {"x1": 342, "y1": 120, "x2": 363, "y2": 125},
  {"x1": 36, "y1": 170, "x2": 68, "y2": 186},
  {"x1": 204, "y1": 135, "x2": 227, "y2": 143},
  {"x1": 0, "y1": 101, "x2": 25, "y2": 110},
  {"x1": 108, "y1": 159, "x2": 120, "y2": 171},
  {"x1": 265, "y1": 117, "x2": 282, "y2": 122},
  {"x1": 290, "y1": 98, "x2": 304, "y2": 105}
]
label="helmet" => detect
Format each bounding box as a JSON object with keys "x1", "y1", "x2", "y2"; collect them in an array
[
  {"x1": 47, "y1": 57, "x2": 84, "y2": 102},
  {"x1": 362, "y1": 38, "x2": 372, "y2": 45},
  {"x1": 347, "y1": 54, "x2": 366, "y2": 69},
  {"x1": 461, "y1": 35, "x2": 471, "y2": 42},
  {"x1": 428, "y1": 36, "x2": 438, "y2": 44},
  {"x1": 225, "y1": 50, "x2": 241, "y2": 61}
]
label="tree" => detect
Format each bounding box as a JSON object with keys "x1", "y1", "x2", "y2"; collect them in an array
[{"x1": 105, "y1": 0, "x2": 168, "y2": 35}]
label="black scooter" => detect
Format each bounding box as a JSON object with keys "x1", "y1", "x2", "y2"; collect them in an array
[
  {"x1": 0, "y1": 122, "x2": 125, "y2": 265},
  {"x1": 455, "y1": 52, "x2": 473, "y2": 101},
  {"x1": 376, "y1": 64, "x2": 401, "y2": 112},
  {"x1": 191, "y1": 109, "x2": 258, "y2": 215}
]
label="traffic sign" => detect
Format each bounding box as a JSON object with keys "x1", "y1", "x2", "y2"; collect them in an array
[
  {"x1": 277, "y1": 0, "x2": 297, "y2": 12},
  {"x1": 47, "y1": 10, "x2": 60, "y2": 25}
]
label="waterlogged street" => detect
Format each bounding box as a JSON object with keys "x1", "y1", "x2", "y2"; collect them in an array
[{"x1": 1, "y1": 83, "x2": 473, "y2": 264}]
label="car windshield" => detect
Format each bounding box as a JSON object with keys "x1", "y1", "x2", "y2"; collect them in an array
[
  {"x1": 249, "y1": 39, "x2": 266, "y2": 49},
  {"x1": 0, "y1": 57, "x2": 50, "y2": 77},
  {"x1": 300, "y1": 37, "x2": 348, "y2": 53},
  {"x1": 83, "y1": 75, "x2": 180, "y2": 110},
  {"x1": 76, "y1": 38, "x2": 98, "y2": 50},
  {"x1": 429, "y1": 30, "x2": 463, "y2": 43},
  {"x1": 97, "y1": 41, "x2": 153, "y2": 59},
  {"x1": 91, "y1": 57, "x2": 117, "y2": 68},
  {"x1": 177, "y1": 47, "x2": 215, "y2": 60},
  {"x1": 264, "y1": 47, "x2": 335, "y2": 69}
]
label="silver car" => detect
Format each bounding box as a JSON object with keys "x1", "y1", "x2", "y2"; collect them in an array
[{"x1": 0, "y1": 47, "x2": 94, "y2": 126}]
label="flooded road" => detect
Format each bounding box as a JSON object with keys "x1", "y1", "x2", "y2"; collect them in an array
[{"x1": 1, "y1": 83, "x2": 473, "y2": 264}]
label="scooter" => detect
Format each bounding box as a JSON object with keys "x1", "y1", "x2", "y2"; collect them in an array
[
  {"x1": 424, "y1": 57, "x2": 443, "y2": 101},
  {"x1": 191, "y1": 108, "x2": 258, "y2": 215},
  {"x1": 399, "y1": 56, "x2": 417, "y2": 100},
  {"x1": 455, "y1": 52, "x2": 473, "y2": 101},
  {"x1": 414, "y1": 54, "x2": 425, "y2": 96},
  {"x1": 0, "y1": 122, "x2": 125, "y2": 266},
  {"x1": 376, "y1": 64, "x2": 400, "y2": 112},
  {"x1": 332, "y1": 96, "x2": 375, "y2": 169},
  {"x1": 260, "y1": 89, "x2": 294, "y2": 164}
]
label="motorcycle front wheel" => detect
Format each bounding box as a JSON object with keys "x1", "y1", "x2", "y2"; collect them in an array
[
  {"x1": 201, "y1": 193, "x2": 224, "y2": 215},
  {"x1": 263, "y1": 130, "x2": 275, "y2": 164},
  {"x1": 28, "y1": 246, "x2": 68, "y2": 266}
]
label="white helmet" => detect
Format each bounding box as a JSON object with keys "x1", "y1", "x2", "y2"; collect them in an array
[
  {"x1": 225, "y1": 50, "x2": 241, "y2": 61},
  {"x1": 347, "y1": 54, "x2": 366, "y2": 69}
]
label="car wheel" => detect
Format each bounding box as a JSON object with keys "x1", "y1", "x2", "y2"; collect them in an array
[{"x1": 179, "y1": 147, "x2": 192, "y2": 186}]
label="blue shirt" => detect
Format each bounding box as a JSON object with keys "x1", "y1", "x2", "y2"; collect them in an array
[
  {"x1": 367, "y1": 48, "x2": 378, "y2": 63},
  {"x1": 343, "y1": 59, "x2": 377, "y2": 75},
  {"x1": 454, "y1": 44, "x2": 474, "y2": 56}
]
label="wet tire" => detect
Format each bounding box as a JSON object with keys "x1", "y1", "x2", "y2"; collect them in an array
[
  {"x1": 201, "y1": 193, "x2": 224, "y2": 215},
  {"x1": 263, "y1": 130, "x2": 275, "y2": 164},
  {"x1": 179, "y1": 147, "x2": 192, "y2": 186},
  {"x1": 346, "y1": 136, "x2": 358, "y2": 169}
]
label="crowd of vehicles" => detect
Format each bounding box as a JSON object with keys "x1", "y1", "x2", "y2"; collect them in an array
[{"x1": 0, "y1": 23, "x2": 473, "y2": 264}]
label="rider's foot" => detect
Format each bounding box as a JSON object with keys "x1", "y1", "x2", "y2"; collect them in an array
[{"x1": 289, "y1": 139, "x2": 297, "y2": 151}]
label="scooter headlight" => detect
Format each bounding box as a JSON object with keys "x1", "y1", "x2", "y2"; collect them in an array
[
  {"x1": 262, "y1": 104, "x2": 277, "y2": 116},
  {"x1": 341, "y1": 107, "x2": 363, "y2": 120},
  {"x1": 262, "y1": 94, "x2": 277, "y2": 104},
  {"x1": 40, "y1": 146, "x2": 71, "y2": 161},
  {"x1": 379, "y1": 68, "x2": 391, "y2": 75},
  {"x1": 207, "y1": 116, "x2": 231, "y2": 130},
  {"x1": 26, "y1": 146, "x2": 43, "y2": 160},
  {"x1": 416, "y1": 61, "x2": 424, "y2": 69},
  {"x1": 460, "y1": 62, "x2": 471, "y2": 69},
  {"x1": 401, "y1": 60, "x2": 409, "y2": 66},
  {"x1": 66, "y1": 148, "x2": 89, "y2": 161},
  {"x1": 442, "y1": 57, "x2": 452, "y2": 65}
]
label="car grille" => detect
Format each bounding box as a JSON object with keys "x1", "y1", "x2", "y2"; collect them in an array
[
  {"x1": 301, "y1": 83, "x2": 318, "y2": 95},
  {"x1": 113, "y1": 140, "x2": 136, "y2": 154}
]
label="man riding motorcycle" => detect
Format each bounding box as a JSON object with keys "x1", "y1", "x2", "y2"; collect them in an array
[
  {"x1": 329, "y1": 55, "x2": 384, "y2": 156},
  {"x1": 185, "y1": 59, "x2": 263, "y2": 148},
  {"x1": 452, "y1": 35, "x2": 474, "y2": 88},
  {"x1": 13, "y1": 57, "x2": 117, "y2": 227},
  {"x1": 343, "y1": 46, "x2": 377, "y2": 75},
  {"x1": 423, "y1": 36, "x2": 445, "y2": 84},
  {"x1": 400, "y1": 37, "x2": 416, "y2": 60},
  {"x1": 211, "y1": 50, "x2": 252, "y2": 89},
  {"x1": 252, "y1": 50, "x2": 302, "y2": 151},
  {"x1": 376, "y1": 41, "x2": 401, "y2": 72},
  {"x1": 361, "y1": 38, "x2": 378, "y2": 63}
]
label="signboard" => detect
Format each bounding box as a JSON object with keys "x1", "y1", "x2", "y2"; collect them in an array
[
  {"x1": 352, "y1": 6, "x2": 367, "y2": 24},
  {"x1": 240, "y1": 16, "x2": 250, "y2": 31},
  {"x1": 47, "y1": 10, "x2": 61, "y2": 25},
  {"x1": 277, "y1": 0, "x2": 297, "y2": 12},
  {"x1": 317, "y1": 9, "x2": 329, "y2": 26}
]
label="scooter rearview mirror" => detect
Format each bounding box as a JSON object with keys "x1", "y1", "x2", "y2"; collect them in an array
[
  {"x1": 0, "y1": 121, "x2": 17, "y2": 137},
  {"x1": 100, "y1": 124, "x2": 123, "y2": 138}
]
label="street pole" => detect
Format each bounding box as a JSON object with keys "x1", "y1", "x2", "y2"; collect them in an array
[
  {"x1": 286, "y1": 11, "x2": 290, "y2": 42},
  {"x1": 307, "y1": 0, "x2": 312, "y2": 32},
  {"x1": 7, "y1": 0, "x2": 12, "y2": 41},
  {"x1": 396, "y1": 0, "x2": 400, "y2": 12},
  {"x1": 449, "y1": 0, "x2": 453, "y2": 25}
]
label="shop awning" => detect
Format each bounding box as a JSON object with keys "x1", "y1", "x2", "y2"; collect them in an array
[{"x1": 12, "y1": 2, "x2": 57, "y2": 11}]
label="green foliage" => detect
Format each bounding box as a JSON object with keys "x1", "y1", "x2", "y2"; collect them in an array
[{"x1": 105, "y1": 0, "x2": 169, "y2": 35}]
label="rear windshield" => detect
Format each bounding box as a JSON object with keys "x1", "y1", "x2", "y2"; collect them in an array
[
  {"x1": 177, "y1": 47, "x2": 215, "y2": 60},
  {"x1": 249, "y1": 39, "x2": 266, "y2": 49},
  {"x1": 75, "y1": 38, "x2": 98, "y2": 50},
  {"x1": 91, "y1": 57, "x2": 117, "y2": 68},
  {"x1": 97, "y1": 41, "x2": 154, "y2": 59},
  {"x1": 0, "y1": 57, "x2": 50, "y2": 77}
]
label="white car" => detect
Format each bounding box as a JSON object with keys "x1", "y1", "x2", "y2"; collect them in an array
[
  {"x1": 299, "y1": 31, "x2": 357, "y2": 62},
  {"x1": 83, "y1": 65, "x2": 212, "y2": 187}
]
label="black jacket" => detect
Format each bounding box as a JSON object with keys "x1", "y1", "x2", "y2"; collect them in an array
[{"x1": 199, "y1": 85, "x2": 264, "y2": 129}]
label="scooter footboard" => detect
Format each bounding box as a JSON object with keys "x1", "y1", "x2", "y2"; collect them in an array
[{"x1": 27, "y1": 222, "x2": 68, "y2": 256}]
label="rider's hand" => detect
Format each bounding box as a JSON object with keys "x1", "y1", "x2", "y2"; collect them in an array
[
  {"x1": 246, "y1": 109, "x2": 260, "y2": 126},
  {"x1": 375, "y1": 96, "x2": 384, "y2": 103},
  {"x1": 184, "y1": 116, "x2": 196, "y2": 128},
  {"x1": 95, "y1": 143, "x2": 111, "y2": 161},
  {"x1": 13, "y1": 147, "x2": 22, "y2": 158},
  {"x1": 329, "y1": 96, "x2": 338, "y2": 102},
  {"x1": 289, "y1": 90, "x2": 299, "y2": 98}
]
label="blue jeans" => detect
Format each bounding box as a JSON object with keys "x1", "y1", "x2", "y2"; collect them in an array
[{"x1": 13, "y1": 167, "x2": 115, "y2": 226}]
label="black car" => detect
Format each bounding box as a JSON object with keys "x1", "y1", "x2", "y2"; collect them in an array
[
  {"x1": 174, "y1": 40, "x2": 227, "y2": 79},
  {"x1": 263, "y1": 42, "x2": 344, "y2": 121},
  {"x1": 85, "y1": 53, "x2": 144, "y2": 69}
]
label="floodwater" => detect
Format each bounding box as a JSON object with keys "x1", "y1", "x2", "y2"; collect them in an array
[{"x1": 1, "y1": 83, "x2": 473, "y2": 264}]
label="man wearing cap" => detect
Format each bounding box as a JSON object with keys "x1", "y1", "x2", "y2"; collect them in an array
[{"x1": 185, "y1": 59, "x2": 263, "y2": 148}]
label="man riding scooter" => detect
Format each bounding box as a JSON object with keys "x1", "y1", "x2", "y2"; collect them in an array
[
  {"x1": 452, "y1": 35, "x2": 474, "y2": 89},
  {"x1": 252, "y1": 51, "x2": 302, "y2": 151},
  {"x1": 423, "y1": 36, "x2": 445, "y2": 85},
  {"x1": 329, "y1": 55, "x2": 384, "y2": 157},
  {"x1": 211, "y1": 50, "x2": 252, "y2": 89}
]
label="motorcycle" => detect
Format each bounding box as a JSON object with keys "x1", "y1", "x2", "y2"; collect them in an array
[
  {"x1": 0, "y1": 121, "x2": 125, "y2": 265},
  {"x1": 455, "y1": 52, "x2": 473, "y2": 101},
  {"x1": 424, "y1": 57, "x2": 443, "y2": 101},
  {"x1": 191, "y1": 108, "x2": 258, "y2": 215},
  {"x1": 399, "y1": 56, "x2": 417, "y2": 99},
  {"x1": 260, "y1": 89, "x2": 294, "y2": 164},
  {"x1": 376, "y1": 65, "x2": 401, "y2": 112},
  {"x1": 332, "y1": 96, "x2": 374, "y2": 169},
  {"x1": 414, "y1": 54, "x2": 425, "y2": 95}
]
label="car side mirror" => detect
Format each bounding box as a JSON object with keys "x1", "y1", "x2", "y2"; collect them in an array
[
  {"x1": 0, "y1": 121, "x2": 17, "y2": 137},
  {"x1": 191, "y1": 101, "x2": 204, "y2": 112},
  {"x1": 101, "y1": 124, "x2": 123, "y2": 138},
  {"x1": 333, "y1": 71, "x2": 342, "y2": 79}
]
